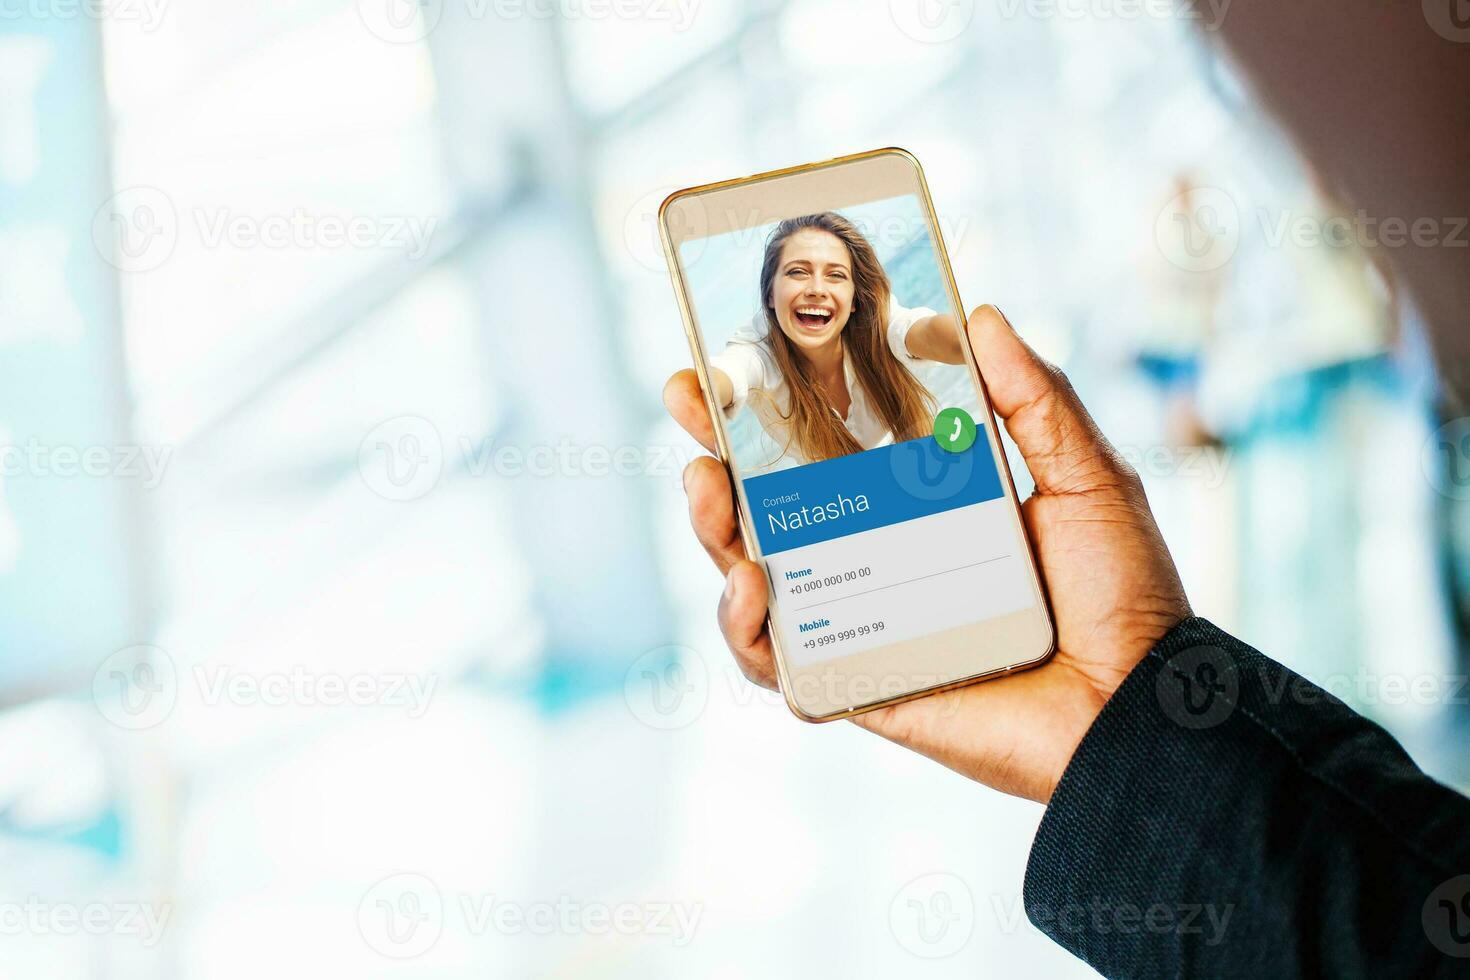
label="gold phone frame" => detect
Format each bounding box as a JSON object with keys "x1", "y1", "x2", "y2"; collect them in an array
[{"x1": 659, "y1": 147, "x2": 1055, "y2": 722}]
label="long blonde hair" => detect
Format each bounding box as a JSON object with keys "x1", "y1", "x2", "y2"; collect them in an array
[{"x1": 758, "y1": 212, "x2": 935, "y2": 462}]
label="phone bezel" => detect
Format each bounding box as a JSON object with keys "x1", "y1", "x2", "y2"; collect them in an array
[{"x1": 659, "y1": 147, "x2": 1056, "y2": 722}]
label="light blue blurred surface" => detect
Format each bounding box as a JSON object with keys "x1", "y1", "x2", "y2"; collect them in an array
[{"x1": 0, "y1": 2, "x2": 1465, "y2": 977}]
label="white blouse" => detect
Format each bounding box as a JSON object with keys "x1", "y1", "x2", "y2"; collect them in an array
[{"x1": 710, "y1": 297, "x2": 938, "y2": 471}]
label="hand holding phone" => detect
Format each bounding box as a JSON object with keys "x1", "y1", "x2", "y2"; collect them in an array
[{"x1": 664, "y1": 306, "x2": 1192, "y2": 803}]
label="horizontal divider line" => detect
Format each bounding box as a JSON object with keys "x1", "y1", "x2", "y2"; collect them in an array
[{"x1": 790, "y1": 556, "x2": 1010, "y2": 613}]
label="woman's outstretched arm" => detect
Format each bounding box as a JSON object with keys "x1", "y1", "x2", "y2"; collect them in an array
[
  {"x1": 903, "y1": 313, "x2": 967, "y2": 364},
  {"x1": 708, "y1": 367, "x2": 734, "y2": 409}
]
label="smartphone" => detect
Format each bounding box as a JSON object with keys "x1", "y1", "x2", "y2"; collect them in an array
[{"x1": 659, "y1": 147, "x2": 1054, "y2": 722}]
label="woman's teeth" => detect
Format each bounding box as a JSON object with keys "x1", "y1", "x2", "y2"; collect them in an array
[{"x1": 794, "y1": 306, "x2": 833, "y2": 327}]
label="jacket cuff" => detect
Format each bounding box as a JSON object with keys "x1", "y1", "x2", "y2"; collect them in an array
[{"x1": 1021, "y1": 617, "x2": 1252, "y2": 973}]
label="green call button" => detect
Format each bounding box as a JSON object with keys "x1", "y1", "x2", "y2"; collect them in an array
[{"x1": 932, "y1": 407, "x2": 977, "y2": 453}]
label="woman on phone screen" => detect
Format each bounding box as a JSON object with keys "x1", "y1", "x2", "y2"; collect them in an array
[{"x1": 708, "y1": 211, "x2": 968, "y2": 471}]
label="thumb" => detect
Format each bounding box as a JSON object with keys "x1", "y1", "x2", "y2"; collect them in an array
[{"x1": 967, "y1": 305, "x2": 1131, "y2": 496}]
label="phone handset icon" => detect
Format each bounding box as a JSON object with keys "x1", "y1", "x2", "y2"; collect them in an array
[{"x1": 932, "y1": 407, "x2": 976, "y2": 454}]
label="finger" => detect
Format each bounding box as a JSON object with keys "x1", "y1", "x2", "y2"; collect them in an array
[
  {"x1": 717, "y1": 560, "x2": 778, "y2": 690},
  {"x1": 683, "y1": 456, "x2": 745, "y2": 573},
  {"x1": 662, "y1": 369, "x2": 718, "y2": 454},
  {"x1": 967, "y1": 305, "x2": 1132, "y2": 495}
]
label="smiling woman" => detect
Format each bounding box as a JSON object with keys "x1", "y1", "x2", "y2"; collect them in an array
[{"x1": 707, "y1": 212, "x2": 967, "y2": 471}]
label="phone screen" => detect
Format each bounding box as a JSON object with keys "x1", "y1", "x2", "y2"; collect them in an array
[{"x1": 667, "y1": 156, "x2": 1051, "y2": 716}]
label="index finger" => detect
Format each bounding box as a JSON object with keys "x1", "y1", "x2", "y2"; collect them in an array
[{"x1": 661, "y1": 369, "x2": 718, "y2": 454}]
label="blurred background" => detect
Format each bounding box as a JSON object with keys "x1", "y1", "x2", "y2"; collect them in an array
[{"x1": 1, "y1": 0, "x2": 1467, "y2": 976}]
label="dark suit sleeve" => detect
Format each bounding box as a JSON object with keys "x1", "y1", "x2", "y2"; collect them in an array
[{"x1": 1023, "y1": 617, "x2": 1470, "y2": 979}]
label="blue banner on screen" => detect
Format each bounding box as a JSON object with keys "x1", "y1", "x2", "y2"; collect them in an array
[{"x1": 742, "y1": 432, "x2": 1004, "y2": 556}]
